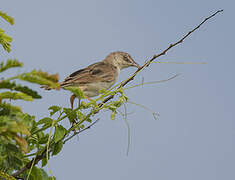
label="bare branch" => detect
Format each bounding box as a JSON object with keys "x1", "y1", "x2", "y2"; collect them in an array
[
  {"x1": 99, "y1": 9, "x2": 223, "y2": 107},
  {"x1": 63, "y1": 118, "x2": 100, "y2": 144}
]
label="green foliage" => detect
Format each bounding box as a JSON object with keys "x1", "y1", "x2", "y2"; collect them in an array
[
  {"x1": 18, "y1": 70, "x2": 59, "y2": 89},
  {"x1": 31, "y1": 70, "x2": 59, "y2": 83},
  {"x1": 0, "y1": 11, "x2": 14, "y2": 52},
  {"x1": 0, "y1": 59, "x2": 23, "y2": 73},
  {"x1": 62, "y1": 108, "x2": 78, "y2": 124},
  {"x1": 53, "y1": 125, "x2": 66, "y2": 143},
  {"x1": 35, "y1": 117, "x2": 53, "y2": 133},
  {"x1": 0, "y1": 13, "x2": 61, "y2": 177},
  {"x1": 0, "y1": 11, "x2": 14, "y2": 25},
  {"x1": 48, "y1": 106, "x2": 61, "y2": 116},
  {"x1": 99, "y1": 88, "x2": 129, "y2": 120},
  {"x1": 24, "y1": 167, "x2": 56, "y2": 180},
  {"x1": 0, "y1": 110, "x2": 33, "y2": 173},
  {"x1": 0, "y1": 28, "x2": 12, "y2": 52},
  {"x1": 0, "y1": 102, "x2": 21, "y2": 116},
  {"x1": 0, "y1": 80, "x2": 41, "y2": 99},
  {"x1": 0, "y1": 171, "x2": 16, "y2": 180},
  {"x1": 64, "y1": 86, "x2": 85, "y2": 99},
  {"x1": 37, "y1": 117, "x2": 53, "y2": 126},
  {"x1": 0, "y1": 91, "x2": 34, "y2": 101},
  {"x1": 52, "y1": 140, "x2": 63, "y2": 156}
]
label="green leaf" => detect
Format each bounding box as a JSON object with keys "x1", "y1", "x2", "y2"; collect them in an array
[
  {"x1": 64, "y1": 87, "x2": 85, "y2": 99},
  {"x1": 30, "y1": 70, "x2": 59, "y2": 83},
  {"x1": 0, "y1": 59, "x2": 23, "y2": 73},
  {"x1": 28, "y1": 166, "x2": 43, "y2": 180},
  {"x1": 63, "y1": 108, "x2": 77, "y2": 124},
  {"x1": 111, "y1": 111, "x2": 117, "y2": 120},
  {"x1": 34, "y1": 119, "x2": 53, "y2": 133},
  {"x1": 0, "y1": 102, "x2": 22, "y2": 116},
  {"x1": 40, "y1": 168, "x2": 53, "y2": 179},
  {"x1": 38, "y1": 134, "x2": 49, "y2": 144},
  {"x1": 98, "y1": 88, "x2": 108, "y2": 94},
  {"x1": 41, "y1": 122, "x2": 53, "y2": 131},
  {"x1": 11, "y1": 155, "x2": 23, "y2": 167},
  {"x1": 52, "y1": 140, "x2": 63, "y2": 156},
  {"x1": 79, "y1": 124, "x2": 85, "y2": 129},
  {"x1": 0, "y1": 11, "x2": 14, "y2": 25},
  {"x1": 40, "y1": 168, "x2": 48, "y2": 178},
  {"x1": 48, "y1": 177, "x2": 56, "y2": 180},
  {"x1": 0, "y1": 91, "x2": 33, "y2": 101},
  {"x1": 54, "y1": 125, "x2": 66, "y2": 143},
  {"x1": 77, "y1": 111, "x2": 92, "y2": 123},
  {"x1": 8, "y1": 121, "x2": 30, "y2": 136},
  {"x1": 48, "y1": 106, "x2": 61, "y2": 116},
  {"x1": 80, "y1": 101, "x2": 89, "y2": 109},
  {"x1": 14, "y1": 135, "x2": 29, "y2": 153},
  {"x1": 37, "y1": 117, "x2": 53, "y2": 125},
  {"x1": 113, "y1": 100, "x2": 123, "y2": 108},
  {"x1": 18, "y1": 71, "x2": 59, "y2": 89},
  {"x1": 0, "y1": 171, "x2": 16, "y2": 180},
  {"x1": 0, "y1": 80, "x2": 41, "y2": 99},
  {"x1": 0, "y1": 29, "x2": 12, "y2": 52},
  {"x1": 6, "y1": 143, "x2": 19, "y2": 153},
  {"x1": 41, "y1": 157, "x2": 47, "y2": 167},
  {"x1": 108, "y1": 105, "x2": 117, "y2": 112}
]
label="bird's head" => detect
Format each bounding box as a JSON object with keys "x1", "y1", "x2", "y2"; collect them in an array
[{"x1": 104, "y1": 51, "x2": 140, "y2": 70}]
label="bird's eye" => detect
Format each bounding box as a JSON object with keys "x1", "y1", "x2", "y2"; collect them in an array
[{"x1": 123, "y1": 56, "x2": 131, "y2": 63}]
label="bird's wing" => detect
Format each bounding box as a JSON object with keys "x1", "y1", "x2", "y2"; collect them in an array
[{"x1": 60, "y1": 62, "x2": 118, "y2": 87}]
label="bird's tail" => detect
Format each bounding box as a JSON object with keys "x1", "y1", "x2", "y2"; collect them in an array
[{"x1": 40, "y1": 85, "x2": 53, "y2": 90}]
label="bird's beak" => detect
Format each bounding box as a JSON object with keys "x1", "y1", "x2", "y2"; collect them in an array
[{"x1": 132, "y1": 61, "x2": 141, "y2": 69}]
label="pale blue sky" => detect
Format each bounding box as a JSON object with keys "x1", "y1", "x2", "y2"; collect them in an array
[{"x1": 1, "y1": 0, "x2": 235, "y2": 180}]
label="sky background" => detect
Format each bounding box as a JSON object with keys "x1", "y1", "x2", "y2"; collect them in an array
[{"x1": 1, "y1": 0, "x2": 235, "y2": 180}]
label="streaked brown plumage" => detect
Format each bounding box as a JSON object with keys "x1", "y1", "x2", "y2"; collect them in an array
[{"x1": 41, "y1": 51, "x2": 140, "y2": 108}]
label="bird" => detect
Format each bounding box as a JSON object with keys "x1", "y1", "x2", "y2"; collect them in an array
[{"x1": 41, "y1": 51, "x2": 140, "y2": 109}]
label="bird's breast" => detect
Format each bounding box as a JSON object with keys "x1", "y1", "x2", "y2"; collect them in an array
[{"x1": 81, "y1": 81, "x2": 116, "y2": 97}]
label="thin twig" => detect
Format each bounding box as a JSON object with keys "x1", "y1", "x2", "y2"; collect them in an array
[
  {"x1": 11, "y1": 150, "x2": 47, "y2": 177},
  {"x1": 123, "y1": 104, "x2": 131, "y2": 156},
  {"x1": 127, "y1": 101, "x2": 160, "y2": 120},
  {"x1": 124, "y1": 74, "x2": 180, "y2": 90},
  {"x1": 63, "y1": 118, "x2": 100, "y2": 144}
]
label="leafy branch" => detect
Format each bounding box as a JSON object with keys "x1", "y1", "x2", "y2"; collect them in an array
[
  {"x1": 9, "y1": 9, "x2": 223, "y2": 179},
  {"x1": 0, "y1": 11, "x2": 14, "y2": 25},
  {"x1": 0, "y1": 10, "x2": 14, "y2": 52},
  {"x1": 0, "y1": 11, "x2": 59, "y2": 179},
  {"x1": 0, "y1": 59, "x2": 59, "y2": 179}
]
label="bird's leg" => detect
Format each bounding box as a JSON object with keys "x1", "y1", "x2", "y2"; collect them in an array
[
  {"x1": 70, "y1": 94, "x2": 81, "y2": 133},
  {"x1": 70, "y1": 94, "x2": 76, "y2": 109},
  {"x1": 70, "y1": 94, "x2": 77, "y2": 125}
]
